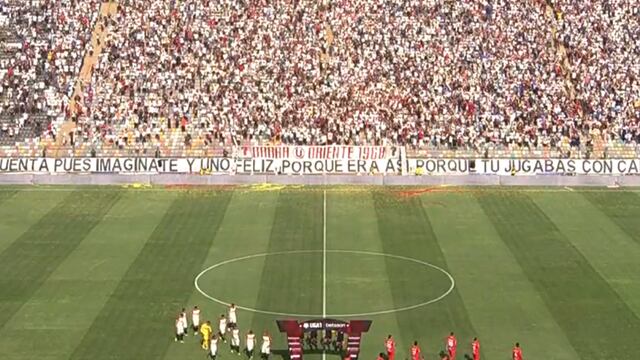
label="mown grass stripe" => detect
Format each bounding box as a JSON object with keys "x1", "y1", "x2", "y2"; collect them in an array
[
  {"x1": 69, "y1": 191, "x2": 233, "y2": 360},
  {"x1": 0, "y1": 189, "x2": 16, "y2": 203},
  {"x1": 581, "y1": 191, "x2": 640, "y2": 246},
  {"x1": 0, "y1": 190, "x2": 68, "y2": 255},
  {"x1": 424, "y1": 192, "x2": 580, "y2": 359},
  {"x1": 249, "y1": 191, "x2": 323, "y2": 341},
  {"x1": 477, "y1": 192, "x2": 640, "y2": 360},
  {"x1": 0, "y1": 189, "x2": 19, "y2": 248},
  {"x1": 373, "y1": 192, "x2": 478, "y2": 360},
  {"x1": 0, "y1": 191, "x2": 177, "y2": 360},
  {"x1": 0, "y1": 190, "x2": 121, "y2": 330},
  {"x1": 163, "y1": 191, "x2": 281, "y2": 360},
  {"x1": 326, "y1": 191, "x2": 403, "y2": 359},
  {"x1": 531, "y1": 192, "x2": 640, "y2": 319}
]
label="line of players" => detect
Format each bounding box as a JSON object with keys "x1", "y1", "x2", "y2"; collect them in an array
[
  {"x1": 174, "y1": 303, "x2": 272, "y2": 360},
  {"x1": 382, "y1": 333, "x2": 524, "y2": 360},
  {"x1": 302, "y1": 328, "x2": 346, "y2": 353},
  {"x1": 177, "y1": 308, "x2": 524, "y2": 360}
]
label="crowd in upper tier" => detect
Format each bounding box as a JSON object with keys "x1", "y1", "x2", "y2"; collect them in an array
[
  {"x1": 1, "y1": 0, "x2": 639, "y2": 155},
  {"x1": 0, "y1": 0, "x2": 100, "y2": 146}
]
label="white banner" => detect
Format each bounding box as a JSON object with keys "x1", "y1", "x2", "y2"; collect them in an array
[
  {"x1": 0, "y1": 158, "x2": 187, "y2": 174},
  {"x1": 235, "y1": 158, "x2": 402, "y2": 174},
  {"x1": 406, "y1": 159, "x2": 470, "y2": 175},
  {"x1": 475, "y1": 159, "x2": 640, "y2": 175},
  {"x1": 0, "y1": 157, "x2": 404, "y2": 175},
  {"x1": 406, "y1": 158, "x2": 640, "y2": 175},
  {"x1": 239, "y1": 145, "x2": 393, "y2": 160},
  {"x1": 2, "y1": 157, "x2": 639, "y2": 176}
]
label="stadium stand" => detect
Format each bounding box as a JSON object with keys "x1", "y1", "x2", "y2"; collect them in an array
[
  {"x1": 553, "y1": 0, "x2": 640, "y2": 147},
  {"x1": 0, "y1": 0, "x2": 638, "y2": 158},
  {"x1": 0, "y1": 0, "x2": 99, "y2": 153}
]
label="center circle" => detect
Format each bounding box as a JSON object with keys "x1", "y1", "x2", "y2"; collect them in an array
[{"x1": 194, "y1": 250, "x2": 455, "y2": 317}]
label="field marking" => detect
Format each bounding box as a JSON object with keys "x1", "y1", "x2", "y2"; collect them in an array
[
  {"x1": 194, "y1": 249, "x2": 455, "y2": 317},
  {"x1": 322, "y1": 190, "x2": 327, "y2": 360},
  {"x1": 0, "y1": 187, "x2": 639, "y2": 194},
  {"x1": 564, "y1": 186, "x2": 574, "y2": 192},
  {"x1": 323, "y1": 190, "x2": 327, "y2": 318}
]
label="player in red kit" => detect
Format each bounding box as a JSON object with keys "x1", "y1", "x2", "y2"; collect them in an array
[
  {"x1": 471, "y1": 338, "x2": 480, "y2": 360},
  {"x1": 377, "y1": 352, "x2": 385, "y2": 360},
  {"x1": 512, "y1": 343, "x2": 523, "y2": 360},
  {"x1": 445, "y1": 332, "x2": 457, "y2": 360},
  {"x1": 410, "y1": 341, "x2": 423, "y2": 360},
  {"x1": 385, "y1": 335, "x2": 396, "y2": 360}
]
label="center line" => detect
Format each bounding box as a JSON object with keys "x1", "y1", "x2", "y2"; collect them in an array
[
  {"x1": 322, "y1": 189, "x2": 327, "y2": 360},
  {"x1": 322, "y1": 189, "x2": 327, "y2": 318}
]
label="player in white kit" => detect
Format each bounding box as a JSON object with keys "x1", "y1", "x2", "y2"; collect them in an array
[
  {"x1": 191, "y1": 306, "x2": 201, "y2": 335},
  {"x1": 209, "y1": 334, "x2": 219, "y2": 360},
  {"x1": 231, "y1": 326, "x2": 241, "y2": 354},
  {"x1": 261, "y1": 331, "x2": 271, "y2": 360},
  {"x1": 229, "y1": 303, "x2": 238, "y2": 327},
  {"x1": 174, "y1": 315, "x2": 185, "y2": 343},
  {"x1": 218, "y1": 314, "x2": 228, "y2": 343},
  {"x1": 180, "y1": 308, "x2": 189, "y2": 336},
  {"x1": 246, "y1": 330, "x2": 256, "y2": 359}
]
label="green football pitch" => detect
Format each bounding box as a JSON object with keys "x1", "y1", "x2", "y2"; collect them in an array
[{"x1": 0, "y1": 185, "x2": 639, "y2": 360}]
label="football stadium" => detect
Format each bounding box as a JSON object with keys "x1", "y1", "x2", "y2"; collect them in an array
[{"x1": 1, "y1": 0, "x2": 640, "y2": 360}]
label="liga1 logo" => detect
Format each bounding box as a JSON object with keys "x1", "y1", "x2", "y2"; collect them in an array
[{"x1": 301, "y1": 319, "x2": 349, "y2": 330}]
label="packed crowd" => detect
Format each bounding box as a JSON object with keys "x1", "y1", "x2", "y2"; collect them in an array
[
  {"x1": 0, "y1": 0, "x2": 99, "y2": 145},
  {"x1": 1, "y1": 0, "x2": 639, "y2": 155},
  {"x1": 554, "y1": 0, "x2": 640, "y2": 147},
  {"x1": 79, "y1": 0, "x2": 569, "y2": 151}
]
